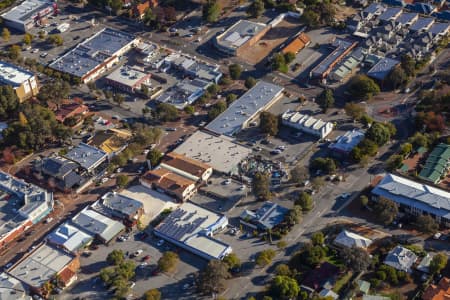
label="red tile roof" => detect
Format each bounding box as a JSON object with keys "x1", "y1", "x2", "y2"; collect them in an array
[{"x1": 423, "y1": 277, "x2": 450, "y2": 300}]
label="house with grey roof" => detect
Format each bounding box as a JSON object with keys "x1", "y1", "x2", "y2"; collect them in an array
[
  {"x1": 34, "y1": 156, "x2": 86, "y2": 191},
  {"x1": 367, "y1": 57, "x2": 400, "y2": 81},
  {"x1": 384, "y1": 245, "x2": 417, "y2": 272},
  {"x1": 92, "y1": 192, "x2": 143, "y2": 224},
  {"x1": 240, "y1": 201, "x2": 289, "y2": 231},
  {"x1": 372, "y1": 173, "x2": 450, "y2": 226},
  {"x1": 363, "y1": 3, "x2": 387, "y2": 20},
  {"x1": 334, "y1": 230, "x2": 373, "y2": 249},
  {"x1": 64, "y1": 143, "x2": 108, "y2": 174},
  {"x1": 378, "y1": 7, "x2": 402, "y2": 22}
]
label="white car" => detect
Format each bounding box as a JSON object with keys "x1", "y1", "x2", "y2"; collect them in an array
[
  {"x1": 223, "y1": 179, "x2": 231, "y2": 185},
  {"x1": 133, "y1": 249, "x2": 143, "y2": 257},
  {"x1": 129, "y1": 281, "x2": 136, "y2": 289},
  {"x1": 31, "y1": 48, "x2": 39, "y2": 53}
]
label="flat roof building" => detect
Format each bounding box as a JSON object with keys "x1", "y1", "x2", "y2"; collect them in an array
[
  {"x1": 105, "y1": 65, "x2": 151, "y2": 93},
  {"x1": 156, "y1": 78, "x2": 210, "y2": 109},
  {"x1": 154, "y1": 202, "x2": 231, "y2": 260},
  {"x1": 0, "y1": 272, "x2": 29, "y2": 300},
  {"x1": 160, "y1": 152, "x2": 213, "y2": 182},
  {"x1": 71, "y1": 206, "x2": 125, "y2": 243},
  {"x1": 50, "y1": 28, "x2": 137, "y2": 83},
  {"x1": 47, "y1": 222, "x2": 93, "y2": 253},
  {"x1": 206, "y1": 81, "x2": 284, "y2": 137},
  {"x1": 7, "y1": 243, "x2": 79, "y2": 296},
  {"x1": 281, "y1": 110, "x2": 334, "y2": 138},
  {"x1": 367, "y1": 57, "x2": 400, "y2": 81},
  {"x1": 215, "y1": 20, "x2": 268, "y2": 55},
  {"x1": 140, "y1": 169, "x2": 197, "y2": 202},
  {"x1": 329, "y1": 129, "x2": 365, "y2": 156},
  {"x1": 372, "y1": 173, "x2": 450, "y2": 226},
  {"x1": 0, "y1": 61, "x2": 39, "y2": 102},
  {"x1": 174, "y1": 131, "x2": 252, "y2": 175},
  {"x1": 1, "y1": 0, "x2": 54, "y2": 32},
  {"x1": 64, "y1": 143, "x2": 108, "y2": 173}
]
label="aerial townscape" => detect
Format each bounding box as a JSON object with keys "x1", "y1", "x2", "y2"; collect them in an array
[{"x1": 0, "y1": 0, "x2": 449, "y2": 299}]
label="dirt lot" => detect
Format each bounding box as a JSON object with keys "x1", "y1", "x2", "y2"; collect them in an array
[{"x1": 238, "y1": 18, "x2": 303, "y2": 65}]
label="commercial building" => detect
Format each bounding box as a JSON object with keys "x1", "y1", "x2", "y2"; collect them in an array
[
  {"x1": 0, "y1": 272, "x2": 29, "y2": 300},
  {"x1": 367, "y1": 57, "x2": 400, "y2": 81},
  {"x1": 372, "y1": 173, "x2": 450, "y2": 226},
  {"x1": 0, "y1": 172, "x2": 53, "y2": 248},
  {"x1": 1, "y1": 0, "x2": 55, "y2": 32},
  {"x1": 93, "y1": 192, "x2": 144, "y2": 224},
  {"x1": 333, "y1": 230, "x2": 373, "y2": 249},
  {"x1": 64, "y1": 143, "x2": 108, "y2": 174},
  {"x1": 156, "y1": 78, "x2": 210, "y2": 109},
  {"x1": 163, "y1": 53, "x2": 222, "y2": 84},
  {"x1": 418, "y1": 143, "x2": 450, "y2": 184},
  {"x1": 46, "y1": 222, "x2": 93, "y2": 253},
  {"x1": 384, "y1": 245, "x2": 417, "y2": 272},
  {"x1": 105, "y1": 65, "x2": 151, "y2": 93},
  {"x1": 160, "y1": 152, "x2": 213, "y2": 182},
  {"x1": 71, "y1": 206, "x2": 125, "y2": 243},
  {"x1": 50, "y1": 28, "x2": 138, "y2": 83},
  {"x1": 282, "y1": 32, "x2": 311, "y2": 54},
  {"x1": 0, "y1": 61, "x2": 39, "y2": 102},
  {"x1": 206, "y1": 81, "x2": 284, "y2": 137},
  {"x1": 239, "y1": 201, "x2": 289, "y2": 231},
  {"x1": 7, "y1": 243, "x2": 79, "y2": 297},
  {"x1": 281, "y1": 110, "x2": 334, "y2": 138},
  {"x1": 140, "y1": 169, "x2": 197, "y2": 202},
  {"x1": 174, "y1": 131, "x2": 252, "y2": 175},
  {"x1": 329, "y1": 129, "x2": 365, "y2": 157},
  {"x1": 214, "y1": 19, "x2": 269, "y2": 56},
  {"x1": 154, "y1": 202, "x2": 231, "y2": 260},
  {"x1": 310, "y1": 39, "x2": 358, "y2": 79}
]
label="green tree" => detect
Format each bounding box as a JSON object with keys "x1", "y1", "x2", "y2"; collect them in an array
[
  {"x1": 157, "y1": 251, "x2": 179, "y2": 273},
  {"x1": 415, "y1": 214, "x2": 439, "y2": 234},
  {"x1": 367, "y1": 123, "x2": 390, "y2": 146},
  {"x1": 256, "y1": 249, "x2": 276, "y2": 267},
  {"x1": 429, "y1": 253, "x2": 448, "y2": 274},
  {"x1": 311, "y1": 157, "x2": 336, "y2": 175},
  {"x1": 109, "y1": 0, "x2": 123, "y2": 14},
  {"x1": 223, "y1": 253, "x2": 241, "y2": 269},
  {"x1": 401, "y1": 54, "x2": 416, "y2": 77},
  {"x1": 344, "y1": 102, "x2": 365, "y2": 120},
  {"x1": 317, "y1": 89, "x2": 334, "y2": 113},
  {"x1": 286, "y1": 205, "x2": 303, "y2": 226},
  {"x1": 113, "y1": 93, "x2": 125, "y2": 107},
  {"x1": 0, "y1": 85, "x2": 19, "y2": 119},
  {"x1": 252, "y1": 172, "x2": 271, "y2": 200},
  {"x1": 8, "y1": 45, "x2": 21, "y2": 60},
  {"x1": 226, "y1": 93, "x2": 237, "y2": 104},
  {"x1": 290, "y1": 165, "x2": 308, "y2": 184},
  {"x1": 275, "y1": 264, "x2": 291, "y2": 276},
  {"x1": 155, "y1": 103, "x2": 179, "y2": 122},
  {"x1": 2, "y1": 28, "x2": 10, "y2": 42},
  {"x1": 23, "y1": 33, "x2": 33, "y2": 45},
  {"x1": 340, "y1": 246, "x2": 371, "y2": 272},
  {"x1": 270, "y1": 275, "x2": 300, "y2": 299},
  {"x1": 202, "y1": 0, "x2": 221, "y2": 23},
  {"x1": 311, "y1": 232, "x2": 324, "y2": 246},
  {"x1": 259, "y1": 111, "x2": 278, "y2": 136},
  {"x1": 107, "y1": 249, "x2": 125, "y2": 266},
  {"x1": 301, "y1": 9, "x2": 320, "y2": 27},
  {"x1": 386, "y1": 154, "x2": 403, "y2": 171},
  {"x1": 245, "y1": 76, "x2": 257, "y2": 89},
  {"x1": 147, "y1": 148, "x2": 163, "y2": 168},
  {"x1": 132, "y1": 124, "x2": 163, "y2": 146},
  {"x1": 208, "y1": 100, "x2": 227, "y2": 121},
  {"x1": 247, "y1": 0, "x2": 265, "y2": 18},
  {"x1": 271, "y1": 53, "x2": 288, "y2": 73},
  {"x1": 144, "y1": 289, "x2": 161, "y2": 300},
  {"x1": 228, "y1": 64, "x2": 242, "y2": 80},
  {"x1": 374, "y1": 198, "x2": 398, "y2": 225},
  {"x1": 38, "y1": 80, "x2": 71, "y2": 107},
  {"x1": 284, "y1": 52, "x2": 296, "y2": 64},
  {"x1": 347, "y1": 75, "x2": 380, "y2": 100},
  {"x1": 295, "y1": 191, "x2": 313, "y2": 212},
  {"x1": 47, "y1": 34, "x2": 63, "y2": 46},
  {"x1": 387, "y1": 66, "x2": 408, "y2": 90},
  {"x1": 360, "y1": 195, "x2": 369, "y2": 207},
  {"x1": 400, "y1": 143, "x2": 413, "y2": 157},
  {"x1": 197, "y1": 260, "x2": 230, "y2": 294},
  {"x1": 207, "y1": 83, "x2": 220, "y2": 96},
  {"x1": 184, "y1": 105, "x2": 195, "y2": 115},
  {"x1": 116, "y1": 174, "x2": 129, "y2": 188}
]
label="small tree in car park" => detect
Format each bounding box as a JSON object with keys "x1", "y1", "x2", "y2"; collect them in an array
[
  {"x1": 157, "y1": 251, "x2": 179, "y2": 273},
  {"x1": 256, "y1": 249, "x2": 276, "y2": 267}
]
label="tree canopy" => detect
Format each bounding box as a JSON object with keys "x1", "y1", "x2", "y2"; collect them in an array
[
  {"x1": 366, "y1": 122, "x2": 393, "y2": 146},
  {"x1": 147, "y1": 148, "x2": 163, "y2": 168},
  {"x1": 317, "y1": 89, "x2": 335, "y2": 113},
  {"x1": 415, "y1": 214, "x2": 439, "y2": 234},
  {"x1": 144, "y1": 289, "x2": 161, "y2": 300},
  {"x1": 197, "y1": 260, "x2": 230, "y2": 295},
  {"x1": 256, "y1": 249, "x2": 276, "y2": 267},
  {"x1": 155, "y1": 103, "x2": 179, "y2": 122},
  {"x1": 310, "y1": 157, "x2": 337, "y2": 175},
  {"x1": 107, "y1": 249, "x2": 125, "y2": 266},
  {"x1": 270, "y1": 275, "x2": 300, "y2": 299},
  {"x1": 429, "y1": 253, "x2": 448, "y2": 274},
  {"x1": 295, "y1": 192, "x2": 313, "y2": 212},
  {"x1": 202, "y1": 0, "x2": 221, "y2": 23},
  {"x1": 157, "y1": 251, "x2": 179, "y2": 273},
  {"x1": 374, "y1": 198, "x2": 398, "y2": 225},
  {"x1": 223, "y1": 253, "x2": 241, "y2": 270},
  {"x1": 259, "y1": 111, "x2": 279, "y2": 136},
  {"x1": 340, "y1": 246, "x2": 371, "y2": 272},
  {"x1": 247, "y1": 0, "x2": 265, "y2": 18},
  {"x1": 252, "y1": 172, "x2": 271, "y2": 200},
  {"x1": 228, "y1": 64, "x2": 242, "y2": 80},
  {"x1": 0, "y1": 85, "x2": 19, "y2": 120},
  {"x1": 347, "y1": 75, "x2": 380, "y2": 100}
]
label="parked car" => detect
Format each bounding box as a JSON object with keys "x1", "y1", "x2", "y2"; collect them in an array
[
  {"x1": 133, "y1": 249, "x2": 143, "y2": 257},
  {"x1": 157, "y1": 240, "x2": 164, "y2": 247}
]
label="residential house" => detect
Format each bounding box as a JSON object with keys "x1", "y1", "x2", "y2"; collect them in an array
[
  {"x1": 363, "y1": 3, "x2": 387, "y2": 20},
  {"x1": 384, "y1": 245, "x2": 418, "y2": 272},
  {"x1": 140, "y1": 169, "x2": 197, "y2": 201},
  {"x1": 405, "y1": 3, "x2": 436, "y2": 15},
  {"x1": 88, "y1": 128, "x2": 132, "y2": 157},
  {"x1": 301, "y1": 262, "x2": 340, "y2": 292},
  {"x1": 329, "y1": 129, "x2": 365, "y2": 157},
  {"x1": 333, "y1": 230, "x2": 373, "y2": 249},
  {"x1": 239, "y1": 202, "x2": 289, "y2": 231},
  {"x1": 64, "y1": 143, "x2": 108, "y2": 174},
  {"x1": 55, "y1": 101, "x2": 89, "y2": 127},
  {"x1": 131, "y1": 0, "x2": 158, "y2": 20},
  {"x1": 422, "y1": 277, "x2": 450, "y2": 300},
  {"x1": 159, "y1": 152, "x2": 213, "y2": 182}
]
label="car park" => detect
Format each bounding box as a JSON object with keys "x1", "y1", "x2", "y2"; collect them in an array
[{"x1": 133, "y1": 249, "x2": 143, "y2": 257}]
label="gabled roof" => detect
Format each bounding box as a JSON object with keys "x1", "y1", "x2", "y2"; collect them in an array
[
  {"x1": 240, "y1": 201, "x2": 289, "y2": 230},
  {"x1": 423, "y1": 277, "x2": 450, "y2": 300},
  {"x1": 405, "y1": 2, "x2": 435, "y2": 14},
  {"x1": 47, "y1": 222, "x2": 93, "y2": 252},
  {"x1": 334, "y1": 230, "x2": 373, "y2": 249},
  {"x1": 141, "y1": 169, "x2": 195, "y2": 198},
  {"x1": 384, "y1": 245, "x2": 418, "y2": 272},
  {"x1": 160, "y1": 152, "x2": 211, "y2": 179}
]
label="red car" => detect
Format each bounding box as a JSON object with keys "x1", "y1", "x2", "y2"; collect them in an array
[{"x1": 142, "y1": 255, "x2": 150, "y2": 262}]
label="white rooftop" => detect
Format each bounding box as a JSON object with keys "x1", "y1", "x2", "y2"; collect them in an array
[
  {"x1": 174, "y1": 131, "x2": 251, "y2": 174},
  {"x1": 46, "y1": 222, "x2": 93, "y2": 253},
  {"x1": 334, "y1": 230, "x2": 373, "y2": 249},
  {"x1": 64, "y1": 143, "x2": 107, "y2": 171},
  {"x1": 8, "y1": 243, "x2": 74, "y2": 288},
  {"x1": 216, "y1": 19, "x2": 267, "y2": 50},
  {"x1": 1, "y1": 0, "x2": 52, "y2": 25},
  {"x1": 0, "y1": 272, "x2": 28, "y2": 300},
  {"x1": 384, "y1": 245, "x2": 417, "y2": 272},
  {"x1": 0, "y1": 61, "x2": 34, "y2": 88},
  {"x1": 106, "y1": 65, "x2": 150, "y2": 88}
]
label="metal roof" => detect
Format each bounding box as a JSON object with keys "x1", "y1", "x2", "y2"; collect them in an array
[
  {"x1": 1, "y1": 0, "x2": 52, "y2": 24},
  {"x1": 216, "y1": 20, "x2": 267, "y2": 50},
  {"x1": 0, "y1": 61, "x2": 34, "y2": 88},
  {"x1": 429, "y1": 22, "x2": 450, "y2": 36},
  {"x1": 372, "y1": 173, "x2": 450, "y2": 219},
  {"x1": 329, "y1": 129, "x2": 365, "y2": 153},
  {"x1": 205, "y1": 81, "x2": 284, "y2": 137},
  {"x1": 367, "y1": 57, "x2": 400, "y2": 80},
  {"x1": 384, "y1": 245, "x2": 417, "y2": 272},
  {"x1": 379, "y1": 7, "x2": 402, "y2": 21},
  {"x1": 334, "y1": 230, "x2": 373, "y2": 249},
  {"x1": 99, "y1": 192, "x2": 143, "y2": 217},
  {"x1": 47, "y1": 222, "x2": 93, "y2": 252},
  {"x1": 240, "y1": 201, "x2": 289, "y2": 230},
  {"x1": 409, "y1": 17, "x2": 435, "y2": 31},
  {"x1": 64, "y1": 143, "x2": 107, "y2": 171}
]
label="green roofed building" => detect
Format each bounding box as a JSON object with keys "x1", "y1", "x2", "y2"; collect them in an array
[{"x1": 419, "y1": 143, "x2": 450, "y2": 184}]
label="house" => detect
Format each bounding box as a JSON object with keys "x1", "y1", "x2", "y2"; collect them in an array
[
  {"x1": 7, "y1": 243, "x2": 79, "y2": 298},
  {"x1": 422, "y1": 277, "x2": 450, "y2": 300},
  {"x1": 367, "y1": 57, "x2": 400, "y2": 81},
  {"x1": 239, "y1": 202, "x2": 289, "y2": 231},
  {"x1": 378, "y1": 7, "x2": 403, "y2": 22},
  {"x1": 55, "y1": 101, "x2": 89, "y2": 126},
  {"x1": 417, "y1": 253, "x2": 433, "y2": 274},
  {"x1": 371, "y1": 173, "x2": 450, "y2": 226},
  {"x1": 71, "y1": 206, "x2": 125, "y2": 244},
  {"x1": 46, "y1": 222, "x2": 93, "y2": 253},
  {"x1": 140, "y1": 169, "x2": 197, "y2": 201},
  {"x1": 282, "y1": 32, "x2": 311, "y2": 54},
  {"x1": 418, "y1": 143, "x2": 450, "y2": 184},
  {"x1": 333, "y1": 230, "x2": 373, "y2": 249},
  {"x1": 384, "y1": 246, "x2": 418, "y2": 272},
  {"x1": 0, "y1": 272, "x2": 29, "y2": 300},
  {"x1": 131, "y1": 0, "x2": 158, "y2": 20},
  {"x1": 159, "y1": 152, "x2": 213, "y2": 182},
  {"x1": 405, "y1": 3, "x2": 436, "y2": 15},
  {"x1": 301, "y1": 262, "x2": 340, "y2": 292},
  {"x1": 329, "y1": 129, "x2": 365, "y2": 157},
  {"x1": 64, "y1": 143, "x2": 108, "y2": 174},
  {"x1": 93, "y1": 192, "x2": 144, "y2": 225},
  {"x1": 34, "y1": 155, "x2": 86, "y2": 191}
]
